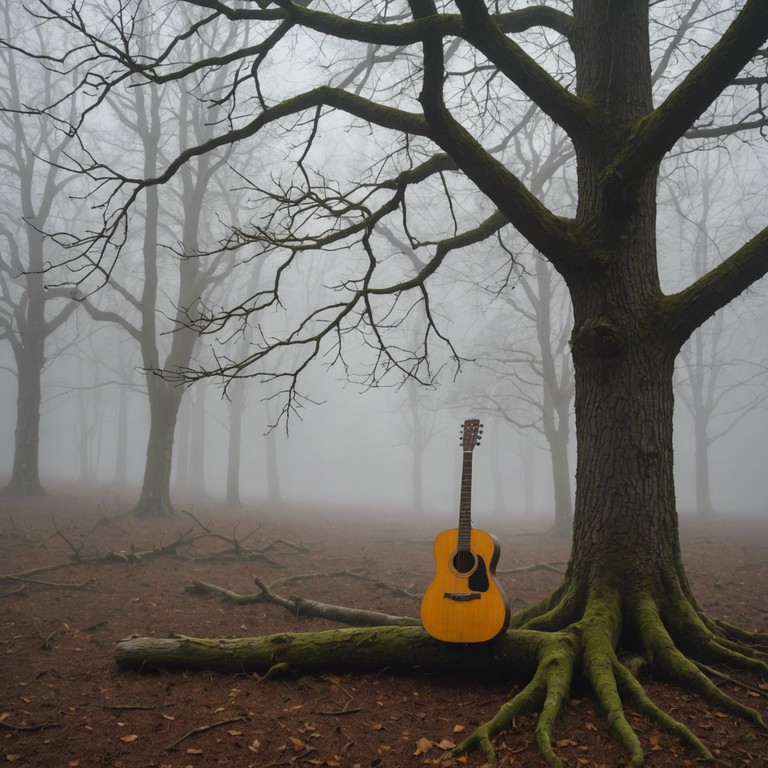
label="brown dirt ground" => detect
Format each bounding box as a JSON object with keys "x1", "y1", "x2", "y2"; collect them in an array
[{"x1": 0, "y1": 492, "x2": 767, "y2": 768}]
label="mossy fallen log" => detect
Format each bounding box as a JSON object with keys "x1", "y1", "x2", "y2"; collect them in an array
[{"x1": 114, "y1": 625, "x2": 546, "y2": 676}]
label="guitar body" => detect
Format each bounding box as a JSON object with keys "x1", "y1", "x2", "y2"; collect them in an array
[{"x1": 421, "y1": 528, "x2": 510, "y2": 643}]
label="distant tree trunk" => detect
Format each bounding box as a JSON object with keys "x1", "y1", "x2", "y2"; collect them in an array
[
  {"x1": 407, "y1": 379, "x2": 425, "y2": 514},
  {"x1": 134, "y1": 379, "x2": 182, "y2": 517},
  {"x1": 265, "y1": 430, "x2": 283, "y2": 509},
  {"x1": 187, "y1": 383, "x2": 207, "y2": 498},
  {"x1": 534, "y1": 260, "x2": 573, "y2": 535},
  {"x1": 5, "y1": 330, "x2": 45, "y2": 496},
  {"x1": 77, "y1": 384, "x2": 90, "y2": 484},
  {"x1": 547, "y1": 419, "x2": 572, "y2": 535},
  {"x1": 225, "y1": 378, "x2": 246, "y2": 507},
  {"x1": 693, "y1": 417, "x2": 715, "y2": 518},
  {"x1": 1, "y1": 30, "x2": 79, "y2": 498},
  {"x1": 76, "y1": 358, "x2": 102, "y2": 484},
  {"x1": 174, "y1": 391, "x2": 191, "y2": 493},
  {"x1": 114, "y1": 383, "x2": 129, "y2": 488},
  {"x1": 519, "y1": 435, "x2": 534, "y2": 516},
  {"x1": 129, "y1": 78, "x2": 214, "y2": 516},
  {"x1": 490, "y1": 425, "x2": 505, "y2": 516}
]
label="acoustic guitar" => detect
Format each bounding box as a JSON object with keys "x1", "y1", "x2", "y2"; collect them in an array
[{"x1": 420, "y1": 419, "x2": 510, "y2": 643}]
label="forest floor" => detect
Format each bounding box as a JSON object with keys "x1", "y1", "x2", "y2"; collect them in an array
[{"x1": 0, "y1": 492, "x2": 767, "y2": 768}]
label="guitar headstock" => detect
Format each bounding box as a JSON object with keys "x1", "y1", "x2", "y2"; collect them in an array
[{"x1": 460, "y1": 419, "x2": 483, "y2": 452}]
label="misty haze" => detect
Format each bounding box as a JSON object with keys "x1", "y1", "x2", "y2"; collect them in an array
[{"x1": 1, "y1": 2, "x2": 768, "y2": 767}]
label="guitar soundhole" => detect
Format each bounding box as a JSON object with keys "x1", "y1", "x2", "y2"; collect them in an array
[{"x1": 452, "y1": 549, "x2": 477, "y2": 575}]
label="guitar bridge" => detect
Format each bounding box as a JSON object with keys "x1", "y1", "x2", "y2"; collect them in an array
[{"x1": 444, "y1": 592, "x2": 481, "y2": 601}]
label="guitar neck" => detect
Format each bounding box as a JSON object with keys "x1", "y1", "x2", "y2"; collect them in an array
[{"x1": 457, "y1": 449, "x2": 473, "y2": 550}]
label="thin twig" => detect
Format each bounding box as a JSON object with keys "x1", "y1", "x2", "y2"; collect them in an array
[
  {"x1": 0, "y1": 719, "x2": 60, "y2": 732},
  {"x1": 104, "y1": 702, "x2": 176, "y2": 711},
  {"x1": 167, "y1": 716, "x2": 245, "y2": 751}
]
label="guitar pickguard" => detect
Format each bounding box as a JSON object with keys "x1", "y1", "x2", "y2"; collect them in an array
[{"x1": 467, "y1": 554, "x2": 490, "y2": 592}]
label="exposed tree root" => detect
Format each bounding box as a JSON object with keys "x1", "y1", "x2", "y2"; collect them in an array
[{"x1": 452, "y1": 577, "x2": 768, "y2": 767}]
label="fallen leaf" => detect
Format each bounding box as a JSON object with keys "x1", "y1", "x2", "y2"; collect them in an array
[
  {"x1": 436, "y1": 739, "x2": 456, "y2": 750},
  {"x1": 227, "y1": 730, "x2": 242, "y2": 736},
  {"x1": 119, "y1": 734, "x2": 138, "y2": 743},
  {"x1": 453, "y1": 724, "x2": 465, "y2": 733},
  {"x1": 186, "y1": 748, "x2": 204, "y2": 755},
  {"x1": 413, "y1": 737, "x2": 433, "y2": 756}
]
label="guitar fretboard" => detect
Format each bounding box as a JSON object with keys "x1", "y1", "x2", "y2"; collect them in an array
[{"x1": 457, "y1": 449, "x2": 473, "y2": 551}]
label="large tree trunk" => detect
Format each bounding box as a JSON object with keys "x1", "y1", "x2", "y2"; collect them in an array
[
  {"x1": 567, "y1": 335, "x2": 678, "y2": 601},
  {"x1": 561, "y1": 0, "x2": 679, "y2": 598}
]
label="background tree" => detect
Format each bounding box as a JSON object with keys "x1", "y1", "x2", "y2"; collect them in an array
[
  {"x1": 18, "y1": 1, "x2": 768, "y2": 765},
  {"x1": 0, "y1": 5, "x2": 81, "y2": 495},
  {"x1": 664, "y1": 150, "x2": 768, "y2": 516},
  {"x1": 80, "y1": 26, "x2": 238, "y2": 515}
]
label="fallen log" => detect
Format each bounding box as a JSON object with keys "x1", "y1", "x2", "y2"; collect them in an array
[{"x1": 114, "y1": 625, "x2": 546, "y2": 677}]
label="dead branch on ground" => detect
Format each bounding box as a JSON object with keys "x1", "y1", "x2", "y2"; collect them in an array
[
  {"x1": 166, "y1": 716, "x2": 246, "y2": 752},
  {"x1": 185, "y1": 576, "x2": 419, "y2": 627},
  {"x1": 0, "y1": 514, "x2": 311, "y2": 591},
  {"x1": 268, "y1": 566, "x2": 420, "y2": 598}
]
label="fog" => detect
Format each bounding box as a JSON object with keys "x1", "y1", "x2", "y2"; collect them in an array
[
  {"x1": 2, "y1": 318, "x2": 767, "y2": 523},
  {"x1": 2, "y1": 0, "x2": 768, "y2": 528}
]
